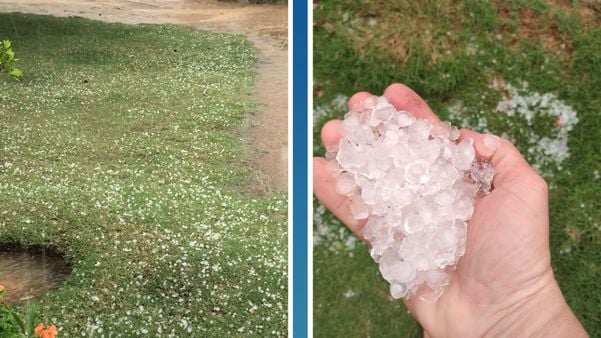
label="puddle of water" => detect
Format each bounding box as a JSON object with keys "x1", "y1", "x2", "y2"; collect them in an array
[{"x1": 0, "y1": 248, "x2": 70, "y2": 305}]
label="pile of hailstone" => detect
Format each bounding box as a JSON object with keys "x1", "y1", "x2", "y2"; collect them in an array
[{"x1": 326, "y1": 96, "x2": 494, "y2": 302}]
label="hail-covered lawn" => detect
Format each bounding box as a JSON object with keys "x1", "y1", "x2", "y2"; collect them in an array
[
  {"x1": 314, "y1": 0, "x2": 601, "y2": 336},
  {"x1": 0, "y1": 13, "x2": 286, "y2": 336}
]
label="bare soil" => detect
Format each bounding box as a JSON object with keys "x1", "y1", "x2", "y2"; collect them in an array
[{"x1": 0, "y1": 0, "x2": 288, "y2": 193}]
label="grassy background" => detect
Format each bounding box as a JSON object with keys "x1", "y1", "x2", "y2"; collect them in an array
[
  {"x1": 314, "y1": 0, "x2": 601, "y2": 337},
  {"x1": 0, "y1": 13, "x2": 287, "y2": 336}
]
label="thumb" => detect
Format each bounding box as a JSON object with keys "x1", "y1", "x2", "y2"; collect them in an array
[{"x1": 459, "y1": 129, "x2": 544, "y2": 189}]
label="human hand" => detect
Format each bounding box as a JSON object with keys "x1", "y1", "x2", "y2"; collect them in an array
[{"x1": 313, "y1": 84, "x2": 587, "y2": 337}]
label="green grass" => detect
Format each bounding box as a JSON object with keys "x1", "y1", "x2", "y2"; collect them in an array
[
  {"x1": 314, "y1": 0, "x2": 601, "y2": 336},
  {"x1": 0, "y1": 13, "x2": 287, "y2": 336}
]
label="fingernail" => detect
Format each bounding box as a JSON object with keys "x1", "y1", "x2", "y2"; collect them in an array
[
  {"x1": 325, "y1": 159, "x2": 340, "y2": 176},
  {"x1": 350, "y1": 95, "x2": 377, "y2": 113},
  {"x1": 481, "y1": 134, "x2": 500, "y2": 157},
  {"x1": 325, "y1": 142, "x2": 338, "y2": 153}
]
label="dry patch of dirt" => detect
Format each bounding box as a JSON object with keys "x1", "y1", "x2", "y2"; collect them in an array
[
  {"x1": 545, "y1": 0, "x2": 601, "y2": 27},
  {"x1": 0, "y1": 0, "x2": 288, "y2": 193},
  {"x1": 314, "y1": 0, "x2": 466, "y2": 67},
  {"x1": 496, "y1": 2, "x2": 573, "y2": 61},
  {"x1": 576, "y1": 3, "x2": 601, "y2": 28},
  {"x1": 564, "y1": 223, "x2": 583, "y2": 244},
  {"x1": 497, "y1": 0, "x2": 601, "y2": 61}
]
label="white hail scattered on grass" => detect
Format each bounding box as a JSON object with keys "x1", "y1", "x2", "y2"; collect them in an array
[
  {"x1": 492, "y1": 80, "x2": 579, "y2": 173},
  {"x1": 313, "y1": 203, "x2": 361, "y2": 255},
  {"x1": 343, "y1": 289, "x2": 357, "y2": 298},
  {"x1": 448, "y1": 81, "x2": 579, "y2": 175},
  {"x1": 314, "y1": 94, "x2": 349, "y2": 127},
  {"x1": 0, "y1": 26, "x2": 286, "y2": 337}
]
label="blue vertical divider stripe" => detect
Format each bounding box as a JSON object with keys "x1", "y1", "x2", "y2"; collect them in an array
[{"x1": 292, "y1": 0, "x2": 308, "y2": 336}]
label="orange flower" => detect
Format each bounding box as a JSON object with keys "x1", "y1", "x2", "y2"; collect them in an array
[
  {"x1": 34, "y1": 323, "x2": 44, "y2": 336},
  {"x1": 34, "y1": 323, "x2": 58, "y2": 338},
  {"x1": 43, "y1": 325, "x2": 58, "y2": 338},
  {"x1": 0, "y1": 284, "x2": 5, "y2": 302}
]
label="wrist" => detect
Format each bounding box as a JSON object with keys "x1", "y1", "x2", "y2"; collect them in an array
[{"x1": 484, "y1": 273, "x2": 587, "y2": 337}]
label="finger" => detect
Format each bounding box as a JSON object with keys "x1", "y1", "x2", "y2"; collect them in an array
[
  {"x1": 321, "y1": 92, "x2": 375, "y2": 152},
  {"x1": 321, "y1": 92, "x2": 375, "y2": 151},
  {"x1": 458, "y1": 129, "x2": 501, "y2": 161},
  {"x1": 321, "y1": 119, "x2": 342, "y2": 152},
  {"x1": 313, "y1": 157, "x2": 368, "y2": 236},
  {"x1": 458, "y1": 129, "x2": 538, "y2": 188},
  {"x1": 383, "y1": 83, "x2": 441, "y2": 124},
  {"x1": 315, "y1": 91, "x2": 376, "y2": 235},
  {"x1": 348, "y1": 91, "x2": 376, "y2": 111}
]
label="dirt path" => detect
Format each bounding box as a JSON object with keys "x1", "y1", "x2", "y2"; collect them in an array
[{"x1": 0, "y1": 0, "x2": 288, "y2": 193}]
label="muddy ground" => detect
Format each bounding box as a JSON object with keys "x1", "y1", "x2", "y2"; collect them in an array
[
  {"x1": 0, "y1": 0, "x2": 288, "y2": 193},
  {"x1": 0, "y1": 250, "x2": 70, "y2": 305}
]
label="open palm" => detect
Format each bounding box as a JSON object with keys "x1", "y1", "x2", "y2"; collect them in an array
[{"x1": 314, "y1": 84, "x2": 586, "y2": 337}]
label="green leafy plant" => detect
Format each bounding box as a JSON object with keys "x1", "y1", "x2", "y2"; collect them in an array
[
  {"x1": 0, "y1": 39, "x2": 23, "y2": 79},
  {"x1": 0, "y1": 287, "x2": 43, "y2": 338}
]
